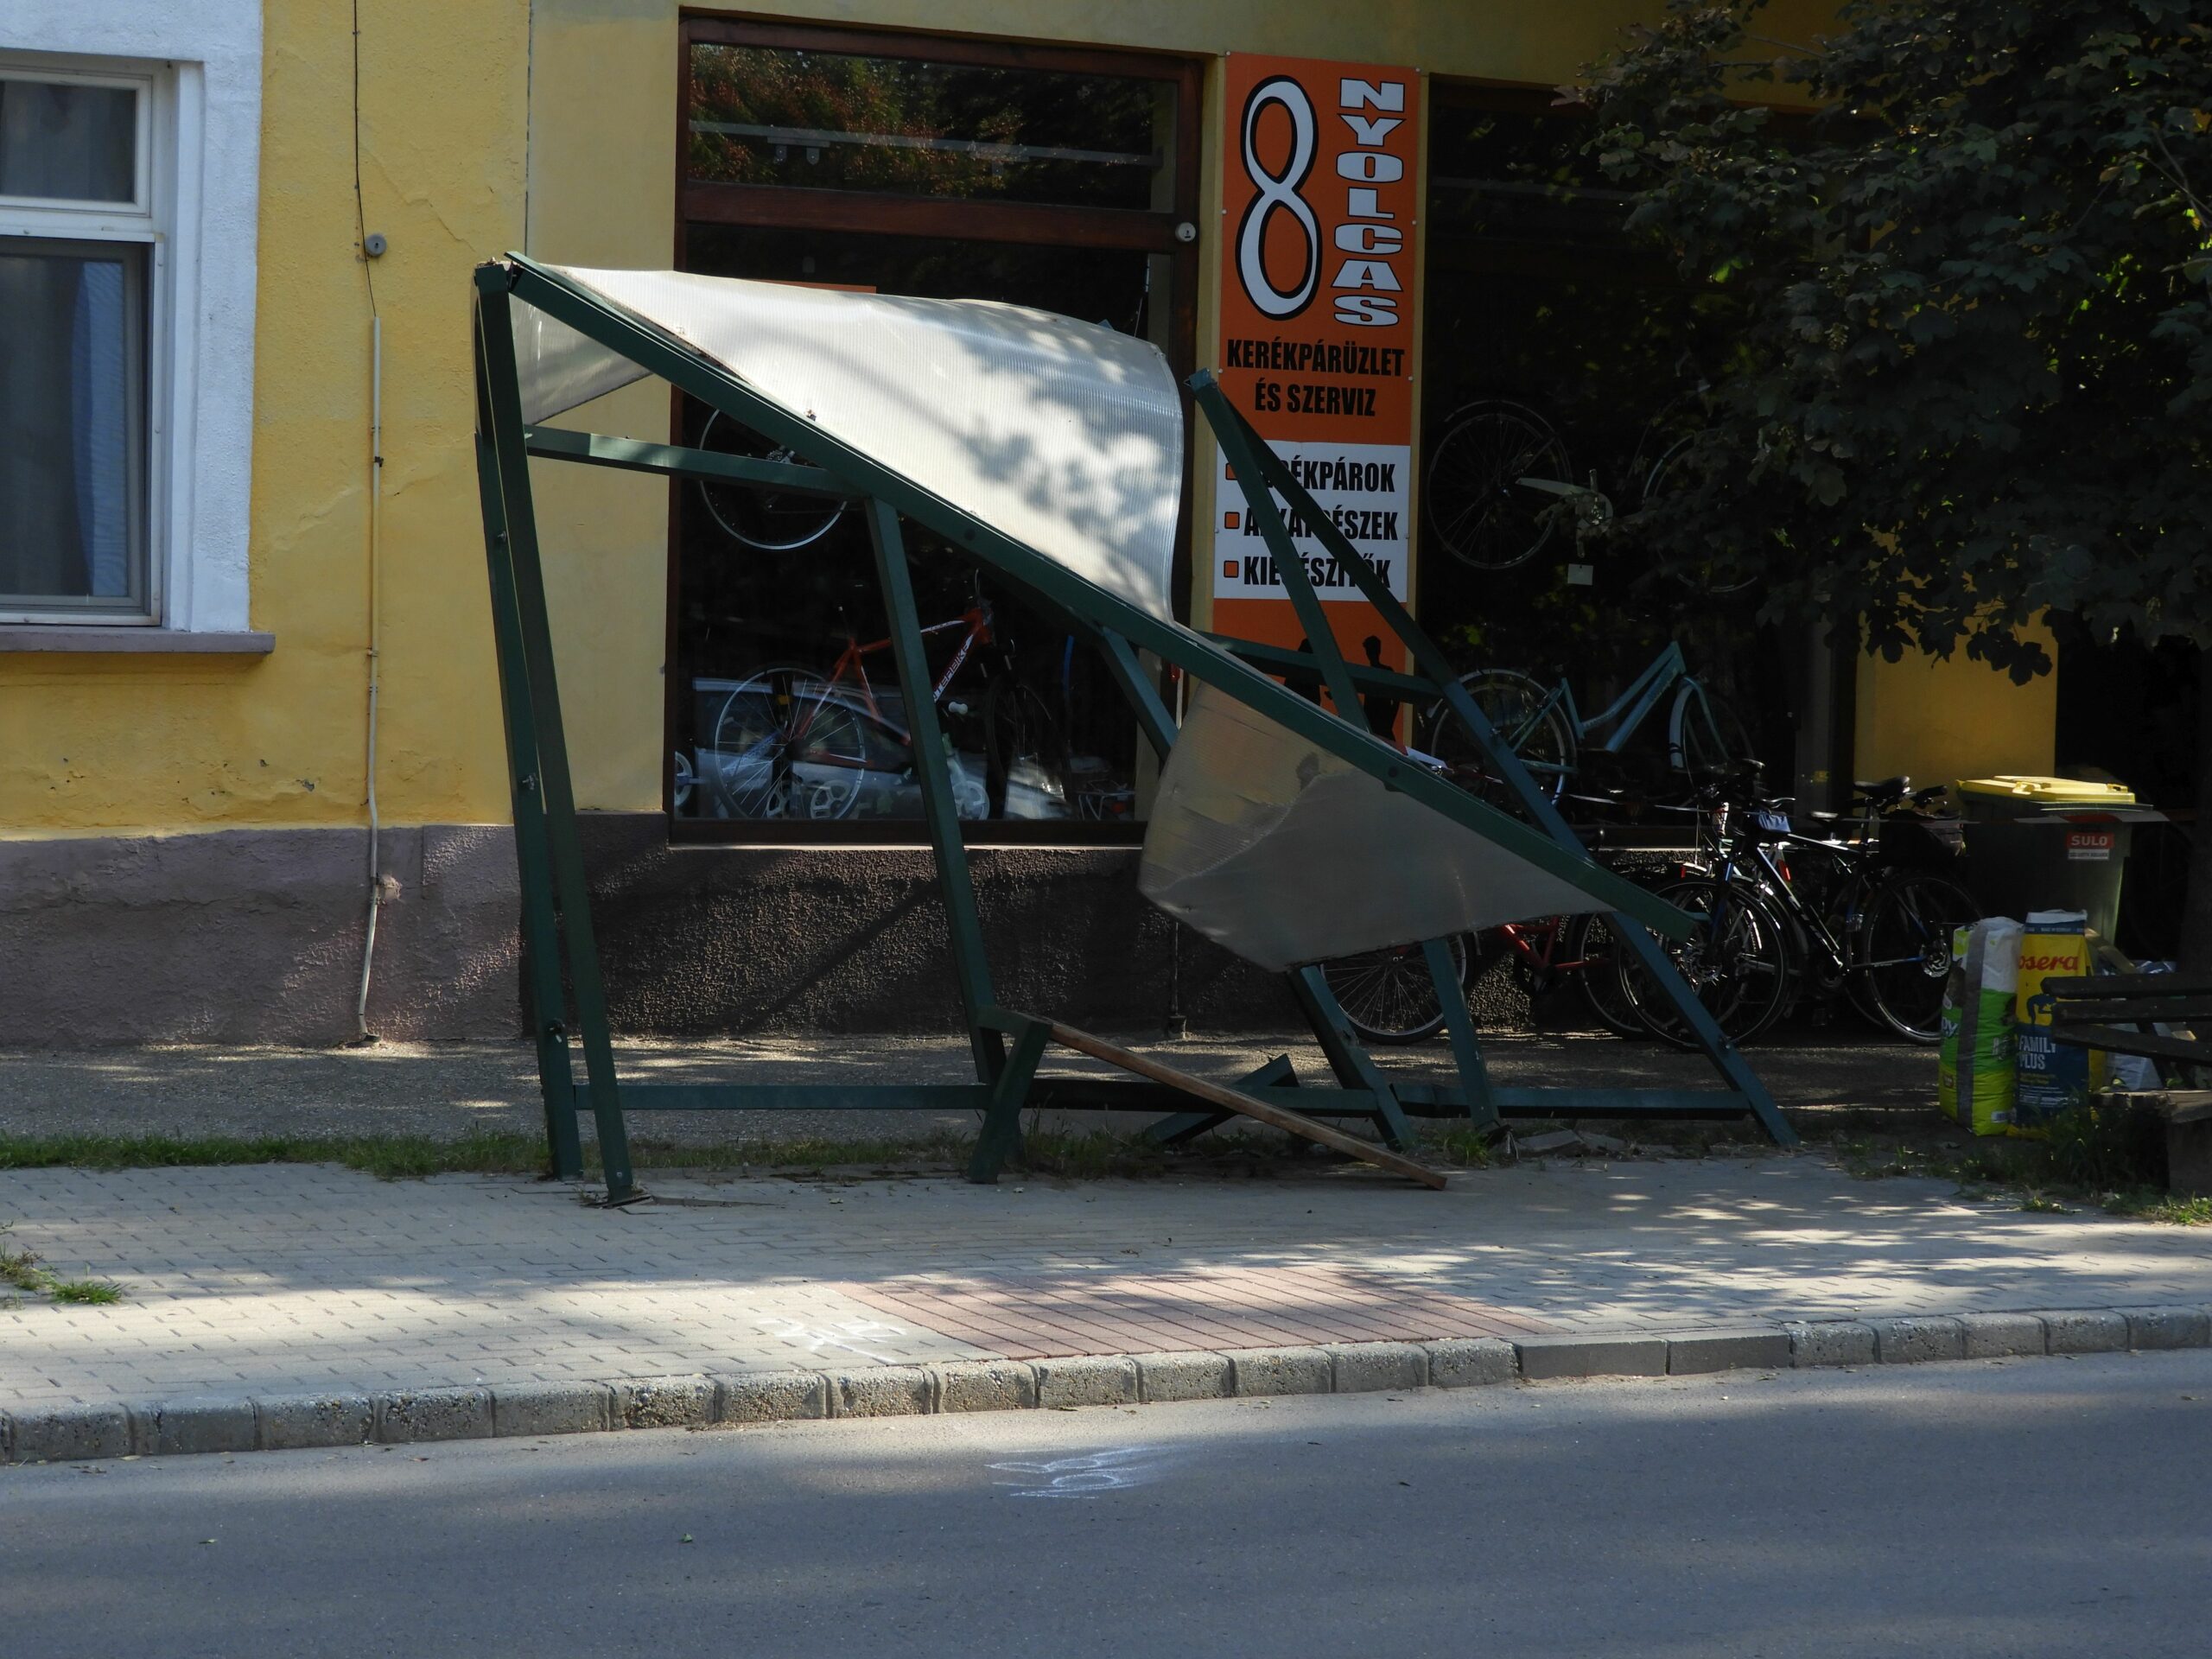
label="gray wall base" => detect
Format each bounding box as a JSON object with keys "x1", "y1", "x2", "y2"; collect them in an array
[{"x1": 0, "y1": 817, "x2": 1545, "y2": 1044}]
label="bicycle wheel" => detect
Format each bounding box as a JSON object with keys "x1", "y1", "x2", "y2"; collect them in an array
[
  {"x1": 1611, "y1": 878, "x2": 1796, "y2": 1048},
  {"x1": 1423, "y1": 668, "x2": 1577, "y2": 804},
  {"x1": 1563, "y1": 911, "x2": 1647, "y2": 1039},
  {"x1": 696, "y1": 410, "x2": 849, "y2": 551},
  {"x1": 1851, "y1": 871, "x2": 1980, "y2": 1044},
  {"x1": 711, "y1": 666, "x2": 873, "y2": 820},
  {"x1": 1424, "y1": 401, "x2": 1571, "y2": 571},
  {"x1": 1672, "y1": 682, "x2": 1757, "y2": 782},
  {"x1": 981, "y1": 676, "x2": 1067, "y2": 819},
  {"x1": 1318, "y1": 934, "x2": 1470, "y2": 1046},
  {"x1": 1641, "y1": 433, "x2": 1760, "y2": 597}
]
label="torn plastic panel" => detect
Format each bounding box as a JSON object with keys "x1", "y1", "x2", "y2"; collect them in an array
[{"x1": 1140, "y1": 683, "x2": 1610, "y2": 971}]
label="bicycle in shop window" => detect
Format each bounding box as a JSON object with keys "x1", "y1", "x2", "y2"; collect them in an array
[
  {"x1": 1420, "y1": 640, "x2": 1756, "y2": 806},
  {"x1": 683, "y1": 589, "x2": 1076, "y2": 823},
  {"x1": 694, "y1": 407, "x2": 855, "y2": 552},
  {"x1": 1423, "y1": 398, "x2": 1758, "y2": 593}
]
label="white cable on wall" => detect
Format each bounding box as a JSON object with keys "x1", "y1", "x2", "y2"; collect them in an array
[
  {"x1": 350, "y1": 1, "x2": 387, "y2": 1045},
  {"x1": 353, "y1": 313, "x2": 385, "y2": 1044}
]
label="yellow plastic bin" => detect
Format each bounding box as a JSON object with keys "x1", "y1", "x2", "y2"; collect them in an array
[{"x1": 1953, "y1": 776, "x2": 2139, "y2": 938}]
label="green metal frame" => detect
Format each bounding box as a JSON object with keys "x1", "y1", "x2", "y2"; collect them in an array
[
  {"x1": 467, "y1": 255, "x2": 1788, "y2": 1203},
  {"x1": 1192, "y1": 372, "x2": 1793, "y2": 1147}
]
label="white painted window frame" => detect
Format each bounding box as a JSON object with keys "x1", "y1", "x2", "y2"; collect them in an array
[
  {"x1": 0, "y1": 56, "x2": 168, "y2": 623},
  {"x1": 0, "y1": 2, "x2": 261, "y2": 636}
]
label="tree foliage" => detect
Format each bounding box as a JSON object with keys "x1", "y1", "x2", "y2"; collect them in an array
[{"x1": 1579, "y1": 0, "x2": 2212, "y2": 679}]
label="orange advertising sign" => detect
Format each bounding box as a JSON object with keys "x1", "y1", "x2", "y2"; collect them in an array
[{"x1": 1211, "y1": 54, "x2": 1422, "y2": 698}]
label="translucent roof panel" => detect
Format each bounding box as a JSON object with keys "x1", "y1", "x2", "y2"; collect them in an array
[
  {"x1": 1139, "y1": 683, "x2": 1611, "y2": 972},
  {"x1": 508, "y1": 263, "x2": 1182, "y2": 624}
]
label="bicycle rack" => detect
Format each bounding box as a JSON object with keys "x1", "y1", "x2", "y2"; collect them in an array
[{"x1": 469, "y1": 256, "x2": 1789, "y2": 1205}]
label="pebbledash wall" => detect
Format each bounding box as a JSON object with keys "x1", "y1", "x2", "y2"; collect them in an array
[{"x1": 0, "y1": 0, "x2": 2053, "y2": 1044}]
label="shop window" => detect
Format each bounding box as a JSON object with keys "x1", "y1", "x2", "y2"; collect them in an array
[
  {"x1": 0, "y1": 70, "x2": 154, "y2": 620},
  {"x1": 1419, "y1": 85, "x2": 1811, "y2": 796},
  {"x1": 688, "y1": 43, "x2": 1166, "y2": 210},
  {"x1": 671, "y1": 20, "x2": 1199, "y2": 842}
]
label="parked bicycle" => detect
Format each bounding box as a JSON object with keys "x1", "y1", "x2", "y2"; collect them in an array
[
  {"x1": 1320, "y1": 906, "x2": 1653, "y2": 1047},
  {"x1": 1421, "y1": 641, "x2": 1754, "y2": 804},
  {"x1": 1628, "y1": 771, "x2": 1981, "y2": 1046},
  {"x1": 693, "y1": 591, "x2": 1064, "y2": 821}
]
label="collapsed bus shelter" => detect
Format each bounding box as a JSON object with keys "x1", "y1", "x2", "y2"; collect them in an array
[{"x1": 470, "y1": 256, "x2": 1793, "y2": 1204}]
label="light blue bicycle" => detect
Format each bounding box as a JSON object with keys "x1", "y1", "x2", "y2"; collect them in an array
[{"x1": 1421, "y1": 640, "x2": 1753, "y2": 803}]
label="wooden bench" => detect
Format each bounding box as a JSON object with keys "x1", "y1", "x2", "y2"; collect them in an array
[{"x1": 2044, "y1": 973, "x2": 2212, "y2": 1196}]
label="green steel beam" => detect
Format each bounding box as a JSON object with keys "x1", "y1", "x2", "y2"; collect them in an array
[
  {"x1": 522, "y1": 425, "x2": 849, "y2": 497},
  {"x1": 474, "y1": 279, "x2": 642, "y2": 1200},
  {"x1": 970, "y1": 1016, "x2": 1049, "y2": 1183},
  {"x1": 1205, "y1": 418, "x2": 1366, "y2": 721},
  {"x1": 488, "y1": 255, "x2": 1691, "y2": 946},
  {"x1": 1380, "y1": 1084, "x2": 1760, "y2": 1118},
  {"x1": 864, "y1": 497, "x2": 1007, "y2": 1086},
  {"x1": 619, "y1": 1083, "x2": 991, "y2": 1111},
  {"x1": 1093, "y1": 629, "x2": 1178, "y2": 761},
  {"x1": 1288, "y1": 965, "x2": 1417, "y2": 1151},
  {"x1": 1424, "y1": 936, "x2": 1497, "y2": 1132},
  {"x1": 1190, "y1": 372, "x2": 1796, "y2": 1149},
  {"x1": 470, "y1": 420, "x2": 583, "y2": 1182},
  {"x1": 1211, "y1": 635, "x2": 1442, "y2": 705},
  {"x1": 1142, "y1": 1052, "x2": 1295, "y2": 1146}
]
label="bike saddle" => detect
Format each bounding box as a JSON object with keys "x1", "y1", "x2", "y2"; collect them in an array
[{"x1": 1853, "y1": 775, "x2": 1910, "y2": 804}]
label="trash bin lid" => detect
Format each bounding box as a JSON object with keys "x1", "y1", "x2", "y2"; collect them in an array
[{"x1": 1952, "y1": 774, "x2": 2137, "y2": 806}]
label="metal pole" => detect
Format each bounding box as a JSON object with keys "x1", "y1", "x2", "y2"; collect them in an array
[
  {"x1": 861, "y1": 498, "x2": 1007, "y2": 1085},
  {"x1": 471, "y1": 334, "x2": 583, "y2": 1180},
  {"x1": 474, "y1": 276, "x2": 642, "y2": 1198}
]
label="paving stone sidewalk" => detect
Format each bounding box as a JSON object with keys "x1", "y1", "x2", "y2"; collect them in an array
[
  {"x1": 7, "y1": 1154, "x2": 2210, "y2": 1421},
  {"x1": 0, "y1": 1030, "x2": 1931, "y2": 1146}
]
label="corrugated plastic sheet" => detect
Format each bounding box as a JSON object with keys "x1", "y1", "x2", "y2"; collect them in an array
[
  {"x1": 510, "y1": 264, "x2": 1181, "y2": 623},
  {"x1": 1139, "y1": 683, "x2": 1609, "y2": 971}
]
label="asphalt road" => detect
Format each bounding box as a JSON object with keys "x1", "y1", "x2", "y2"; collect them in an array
[{"x1": 8, "y1": 1352, "x2": 2206, "y2": 1658}]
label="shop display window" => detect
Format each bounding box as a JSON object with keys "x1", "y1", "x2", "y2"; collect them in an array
[{"x1": 670, "y1": 20, "x2": 1198, "y2": 841}]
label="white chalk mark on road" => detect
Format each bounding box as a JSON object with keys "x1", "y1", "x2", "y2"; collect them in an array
[{"x1": 989, "y1": 1445, "x2": 1177, "y2": 1499}]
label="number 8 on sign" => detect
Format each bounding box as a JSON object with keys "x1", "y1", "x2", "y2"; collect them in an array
[{"x1": 1236, "y1": 76, "x2": 1320, "y2": 319}]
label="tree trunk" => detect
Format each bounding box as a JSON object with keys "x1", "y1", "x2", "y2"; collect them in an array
[{"x1": 2183, "y1": 648, "x2": 2212, "y2": 974}]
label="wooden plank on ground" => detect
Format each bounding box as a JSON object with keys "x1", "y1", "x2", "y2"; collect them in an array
[{"x1": 1027, "y1": 1015, "x2": 1447, "y2": 1190}]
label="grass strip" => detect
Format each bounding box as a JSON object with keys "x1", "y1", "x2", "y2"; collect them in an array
[
  {"x1": 0, "y1": 1224, "x2": 126, "y2": 1306},
  {"x1": 1823, "y1": 1097, "x2": 2209, "y2": 1226},
  {"x1": 0, "y1": 1124, "x2": 1306, "y2": 1183}
]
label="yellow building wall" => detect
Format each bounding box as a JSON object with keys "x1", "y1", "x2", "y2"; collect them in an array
[
  {"x1": 1855, "y1": 638, "x2": 2059, "y2": 792},
  {"x1": 0, "y1": 0, "x2": 531, "y2": 835},
  {"x1": 3, "y1": 0, "x2": 2007, "y2": 842}
]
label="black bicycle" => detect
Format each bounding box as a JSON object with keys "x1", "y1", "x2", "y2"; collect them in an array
[{"x1": 1676, "y1": 772, "x2": 1981, "y2": 1045}]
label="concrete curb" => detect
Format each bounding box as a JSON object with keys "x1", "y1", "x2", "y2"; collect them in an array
[{"x1": 6, "y1": 1303, "x2": 2208, "y2": 1465}]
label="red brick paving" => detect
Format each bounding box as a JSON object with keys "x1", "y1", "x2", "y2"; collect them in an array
[{"x1": 834, "y1": 1264, "x2": 1553, "y2": 1360}]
